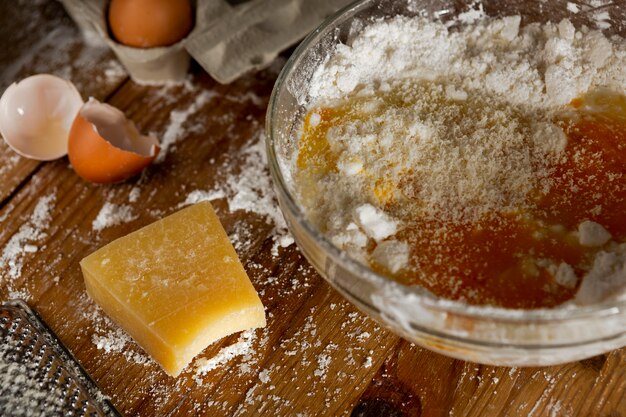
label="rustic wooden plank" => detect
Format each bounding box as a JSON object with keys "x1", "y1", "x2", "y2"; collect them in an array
[
  {"x1": 578, "y1": 350, "x2": 626, "y2": 416},
  {"x1": 226, "y1": 288, "x2": 397, "y2": 417},
  {"x1": 353, "y1": 343, "x2": 626, "y2": 417},
  {"x1": 0, "y1": 0, "x2": 128, "y2": 204},
  {"x1": 0, "y1": 141, "x2": 39, "y2": 205}
]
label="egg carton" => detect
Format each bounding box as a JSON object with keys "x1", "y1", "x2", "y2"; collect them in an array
[
  {"x1": 59, "y1": 0, "x2": 193, "y2": 84},
  {"x1": 0, "y1": 300, "x2": 120, "y2": 417},
  {"x1": 60, "y1": 0, "x2": 355, "y2": 84}
]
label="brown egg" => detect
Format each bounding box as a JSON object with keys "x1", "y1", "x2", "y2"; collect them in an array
[
  {"x1": 108, "y1": 0, "x2": 193, "y2": 48},
  {"x1": 68, "y1": 98, "x2": 159, "y2": 184}
]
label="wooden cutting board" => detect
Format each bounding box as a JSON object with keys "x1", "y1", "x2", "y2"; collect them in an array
[{"x1": 0, "y1": 2, "x2": 625, "y2": 416}]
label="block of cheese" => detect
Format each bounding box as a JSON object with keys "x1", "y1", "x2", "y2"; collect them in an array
[{"x1": 80, "y1": 201, "x2": 265, "y2": 377}]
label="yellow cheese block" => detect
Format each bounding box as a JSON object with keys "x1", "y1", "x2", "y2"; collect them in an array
[{"x1": 80, "y1": 201, "x2": 266, "y2": 377}]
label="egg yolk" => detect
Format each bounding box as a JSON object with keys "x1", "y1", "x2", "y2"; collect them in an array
[{"x1": 297, "y1": 88, "x2": 626, "y2": 308}]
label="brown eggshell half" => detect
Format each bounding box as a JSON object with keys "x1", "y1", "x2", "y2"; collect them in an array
[{"x1": 68, "y1": 98, "x2": 159, "y2": 184}]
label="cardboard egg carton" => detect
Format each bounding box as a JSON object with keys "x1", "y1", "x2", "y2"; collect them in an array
[
  {"x1": 60, "y1": 0, "x2": 355, "y2": 85},
  {"x1": 59, "y1": 0, "x2": 194, "y2": 84}
]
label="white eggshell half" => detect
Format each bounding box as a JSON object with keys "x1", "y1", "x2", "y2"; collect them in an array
[{"x1": 0, "y1": 74, "x2": 84, "y2": 160}]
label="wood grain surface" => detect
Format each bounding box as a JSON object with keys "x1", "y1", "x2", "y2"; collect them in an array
[{"x1": 1, "y1": 2, "x2": 625, "y2": 416}]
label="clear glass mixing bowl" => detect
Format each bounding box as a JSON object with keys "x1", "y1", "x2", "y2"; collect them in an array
[{"x1": 266, "y1": 0, "x2": 626, "y2": 366}]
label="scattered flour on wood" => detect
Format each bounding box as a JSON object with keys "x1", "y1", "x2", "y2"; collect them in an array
[
  {"x1": 156, "y1": 89, "x2": 219, "y2": 163},
  {"x1": 92, "y1": 202, "x2": 138, "y2": 232},
  {"x1": 363, "y1": 356, "x2": 373, "y2": 368},
  {"x1": 127, "y1": 186, "x2": 141, "y2": 203},
  {"x1": 0, "y1": 194, "x2": 55, "y2": 286},
  {"x1": 0, "y1": 154, "x2": 20, "y2": 179},
  {"x1": 210, "y1": 299, "x2": 381, "y2": 415},
  {"x1": 101, "y1": 59, "x2": 126, "y2": 83},
  {"x1": 181, "y1": 132, "x2": 294, "y2": 256},
  {"x1": 92, "y1": 328, "x2": 127, "y2": 353},
  {"x1": 194, "y1": 330, "x2": 257, "y2": 375},
  {"x1": 84, "y1": 304, "x2": 150, "y2": 365},
  {"x1": 183, "y1": 190, "x2": 226, "y2": 205},
  {"x1": 258, "y1": 369, "x2": 271, "y2": 384},
  {"x1": 313, "y1": 353, "x2": 332, "y2": 381}
]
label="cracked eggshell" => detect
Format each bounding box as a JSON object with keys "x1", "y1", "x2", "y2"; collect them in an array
[
  {"x1": 0, "y1": 74, "x2": 84, "y2": 160},
  {"x1": 68, "y1": 98, "x2": 160, "y2": 184}
]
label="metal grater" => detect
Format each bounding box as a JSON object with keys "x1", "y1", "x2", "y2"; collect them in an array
[{"x1": 0, "y1": 300, "x2": 120, "y2": 417}]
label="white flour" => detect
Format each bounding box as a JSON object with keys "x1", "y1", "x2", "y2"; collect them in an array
[
  {"x1": 308, "y1": 16, "x2": 625, "y2": 108},
  {"x1": 156, "y1": 89, "x2": 218, "y2": 163},
  {"x1": 181, "y1": 132, "x2": 294, "y2": 256},
  {"x1": 193, "y1": 330, "x2": 257, "y2": 376},
  {"x1": 84, "y1": 304, "x2": 150, "y2": 365},
  {"x1": 92, "y1": 202, "x2": 138, "y2": 232},
  {"x1": 0, "y1": 194, "x2": 55, "y2": 287}
]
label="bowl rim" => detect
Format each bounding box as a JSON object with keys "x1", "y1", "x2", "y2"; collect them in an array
[{"x1": 265, "y1": 0, "x2": 626, "y2": 324}]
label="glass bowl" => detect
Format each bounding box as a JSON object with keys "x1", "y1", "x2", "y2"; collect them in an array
[{"x1": 266, "y1": 0, "x2": 626, "y2": 366}]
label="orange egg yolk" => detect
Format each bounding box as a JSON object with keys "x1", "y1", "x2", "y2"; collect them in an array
[{"x1": 297, "y1": 89, "x2": 626, "y2": 308}]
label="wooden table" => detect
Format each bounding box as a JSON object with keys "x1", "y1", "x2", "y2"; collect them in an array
[{"x1": 1, "y1": 2, "x2": 625, "y2": 416}]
